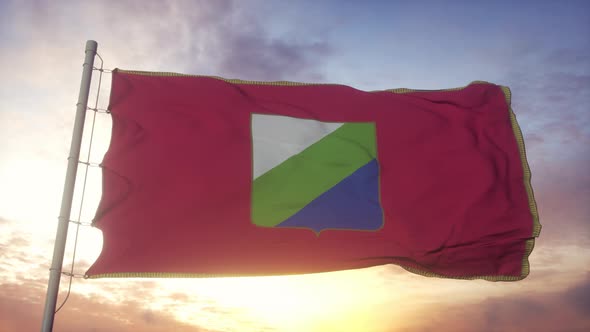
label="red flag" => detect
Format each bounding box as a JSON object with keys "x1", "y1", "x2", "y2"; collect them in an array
[{"x1": 86, "y1": 69, "x2": 540, "y2": 281}]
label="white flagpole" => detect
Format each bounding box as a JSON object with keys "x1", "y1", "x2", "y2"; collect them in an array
[{"x1": 40, "y1": 40, "x2": 98, "y2": 332}]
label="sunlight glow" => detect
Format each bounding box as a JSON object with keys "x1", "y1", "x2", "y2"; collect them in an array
[{"x1": 151, "y1": 271, "x2": 404, "y2": 332}]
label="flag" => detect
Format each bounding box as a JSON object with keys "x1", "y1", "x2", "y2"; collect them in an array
[{"x1": 86, "y1": 69, "x2": 540, "y2": 281}]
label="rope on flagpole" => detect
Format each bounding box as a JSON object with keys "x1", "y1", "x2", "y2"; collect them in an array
[
  {"x1": 77, "y1": 161, "x2": 102, "y2": 167},
  {"x1": 68, "y1": 219, "x2": 93, "y2": 227},
  {"x1": 92, "y1": 66, "x2": 112, "y2": 73},
  {"x1": 87, "y1": 107, "x2": 110, "y2": 114},
  {"x1": 54, "y1": 50, "x2": 111, "y2": 314}
]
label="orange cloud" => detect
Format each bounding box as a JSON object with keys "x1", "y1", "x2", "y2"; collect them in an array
[
  {"x1": 0, "y1": 282, "x2": 212, "y2": 332},
  {"x1": 406, "y1": 276, "x2": 590, "y2": 332}
]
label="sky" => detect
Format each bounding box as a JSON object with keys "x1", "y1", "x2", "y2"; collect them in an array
[{"x1": 0, "y1": 0, "x2": 589, "y2": 331}]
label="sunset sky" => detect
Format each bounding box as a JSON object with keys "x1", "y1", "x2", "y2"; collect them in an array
[{"x1": 1, "y1": 0, "x2": 589, "y2": 331}]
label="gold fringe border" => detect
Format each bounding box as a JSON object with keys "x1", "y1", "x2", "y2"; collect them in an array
[
  {"x1": 86, "y1": 272, "x2": 295, "y2": 279},
  {"x1": 116, "y1": 68, "x2": 491, "y2": 91},
  {"x1": 115, "y1": 68, "x2": 332, "y2": 86}
]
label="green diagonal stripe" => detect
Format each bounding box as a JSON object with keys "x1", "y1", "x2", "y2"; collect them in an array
[{"x1": 252, "y1": 122, "x2": 377, "y2": 227}]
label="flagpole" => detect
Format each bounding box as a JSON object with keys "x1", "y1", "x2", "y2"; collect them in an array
[{"x1": 40, "y1": 40, "x2": 98, "y2": 332}]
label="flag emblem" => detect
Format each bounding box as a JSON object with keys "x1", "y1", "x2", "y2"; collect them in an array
[{"x1": 251, "y1": 114, "x2": 384, "y2": 234}]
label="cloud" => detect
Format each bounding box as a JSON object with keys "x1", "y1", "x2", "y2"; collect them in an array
[
  {"x1": 497, "y1": 46, "x2": 590, "y2": 246},
  {"x1": 0, "y1": 236, "x2": 36, "y2": 267},
  {"x1": 407, "y1": 276, "x2": 590, "y2": 332},
  {"x1": 0, "y1": 276, "x2": 289, "y2": 332},
  {"x1": 217, "y1": 33, "x2": 332, "y2": 81},
  {"x1": 1, "y1": 0, "x2": 333, "y2": 81},
  {"x1": 0, "y1": 0, "x2": 335, "y2": 168},
  {"x1": 505, "y1": 47, "x2": 590, "y2": 124},
  {"x1": 169, "y1": 292, "x2": 190, "y2": 302},
  {"x1": 544, "y1": 48, "x2": 590, "y2": 68},
  {"x1": 0, "y1": 0, "x2": 336, "y2": 164},
  {"x1": 0, "y1": 282, "x2": 213, "y2": 332},
  {"x1": 563, "y1": 274, "x2": 590, "y2": 315},
  {"x1": 526, "y1": 161, "x2": 590, "y2": 246}
]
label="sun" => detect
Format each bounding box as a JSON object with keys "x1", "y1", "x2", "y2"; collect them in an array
[{"x1": 142, "y1": 268, "x2": 403, "y2": 332}]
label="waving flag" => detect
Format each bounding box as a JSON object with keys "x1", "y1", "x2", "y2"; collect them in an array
[{"x1": 86, "y1": 69, "x2": 540, "y2": 281}]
